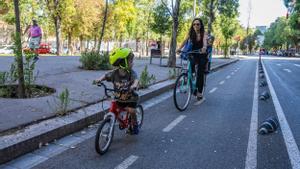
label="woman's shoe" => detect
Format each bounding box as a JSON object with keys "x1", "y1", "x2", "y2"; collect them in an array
[{"x1": 196, "y1": 92, "x2": 203, "y2": 101}]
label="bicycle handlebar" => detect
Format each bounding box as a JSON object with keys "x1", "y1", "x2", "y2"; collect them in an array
[
  {"x1": 178, "y1": 49, "x2": 207, "y2": 54},
  {"x1": 94, "y1": 81, "x2": 132, "y2": 98}
]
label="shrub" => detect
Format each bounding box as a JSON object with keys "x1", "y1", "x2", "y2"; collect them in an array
[
  {"x1": 80, "y1": 51, "x2": 112, "y2": 70},
  {"x1": 0, "y1": 72, "x2": 7, "y2": 85},
  {"x1": 139, "y1": 65, "x2": 156, "y2": 89},
  {"x1": 57, "y1": 88, "x2": 70, "y2": 116}
]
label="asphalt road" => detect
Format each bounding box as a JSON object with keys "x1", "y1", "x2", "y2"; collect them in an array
[{"x1": 2, "y1": 56, "x2": 300, "y2": 169}]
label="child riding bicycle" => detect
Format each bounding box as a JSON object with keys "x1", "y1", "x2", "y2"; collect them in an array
[{"x1": 94, "y1": 48, "x2": 140, "y2": 135}]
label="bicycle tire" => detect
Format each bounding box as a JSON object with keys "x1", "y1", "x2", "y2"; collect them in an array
[
  {"x1": 95, "y1": 117, "x2": 115, "y2": 155},
  {"x1": 173, "y1": 73, "x2": 192, "y2": 111}
]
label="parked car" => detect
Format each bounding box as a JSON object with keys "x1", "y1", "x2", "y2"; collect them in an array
[
  {"x1": 0, "y1": 45, "x2": 13, "y2": 54},
  {"x1": 23, "y1": 43, "x2": 51, "y2": 54},
  {"x1": 37, "y1": 43, "x2": 51, "y2": 54}
]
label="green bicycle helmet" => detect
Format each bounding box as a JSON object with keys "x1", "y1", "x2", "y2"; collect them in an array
[{"x1": 109, "y1": 48, "x2": 133, "y2": 69}]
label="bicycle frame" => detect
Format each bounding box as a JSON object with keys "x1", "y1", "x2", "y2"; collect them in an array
[
  {"x1": 180, "y1": 58, "x2": 197, "y2": 93},
  {"x1": 108, "y1": 100, "x2": 131, "y2": 129}
]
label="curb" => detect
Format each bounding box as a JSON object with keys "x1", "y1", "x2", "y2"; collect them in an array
[{"x1": 0, "y1": 59, "x2": 238, "y2": 164}]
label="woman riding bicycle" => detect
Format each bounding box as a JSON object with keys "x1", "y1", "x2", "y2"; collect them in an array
[
  {"x1": 177, "y1": 18, "x2": 208, "y2": 101},
  {"x1": 95, "y1": 48, "x2": 140, "y2": 135}
]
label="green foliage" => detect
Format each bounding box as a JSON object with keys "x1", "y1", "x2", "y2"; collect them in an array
[
  {"x1": 0, "y1": 72, "x2": 7, "y2": 84},
  {"x1": 217, "y1": 0, "x2": 239, "y2": 57},
  {"x1": 263, "y1": 17, "x2": 293, "y2": 50},
  {"x1": 150, "y1": 4, "x2": 172, "y2": 36},
  {"x1": 80, "y1": 51, "x2": 112, "y2": 70},
  {"x1": 57, "y1": 88, "x2": 70, "y2": 116},
  {"x1": 139, "y1": 65, "x2": 156, "y2": 89}
]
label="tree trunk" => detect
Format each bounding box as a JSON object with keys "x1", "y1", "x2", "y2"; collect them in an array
[
  {"x1": 136, "y1": 38, "x2": 139, "y2": 52},
  {"x1": 80, "y1": 35, "x2": 84, "y2": 52},
  {"x1": 207, "y1": 0, "x2": 214, "y2": 35},
  {"x1": 224, "y1": 38, "x2": 228, "y2": 58},
  {"x1": 87, "y1": 39, "x2": 90, "y2": 50},
  {"x1": 146, "y1": 13, "x2": 151, "y2": 57},
  {"x1": 168, "y1": 0, "x2": 181, "y2": 67},
  {"x1": 97, "y1": 0, "x2": 108, "y2": 52},
  {"x1": 13, "y1": 0, "x2": 25, "y2": 98},
  {"x1": 67, "y1": 32, "x2": 72, "y2": 55},
  {"x1": 54, "y1": 16, "x2": 62, "y2": 56},
  {"x1": 94, "y1": 35, "x2": 97, "y2": 50}
]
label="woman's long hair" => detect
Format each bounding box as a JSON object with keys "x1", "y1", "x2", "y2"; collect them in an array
[{"x1": 189, "y1": 18, "x2": 205, "y2": 45}]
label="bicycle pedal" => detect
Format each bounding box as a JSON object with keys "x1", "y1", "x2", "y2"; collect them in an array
[{"x1": 119, "y1": 124, "x2": 126, "y2": 130}]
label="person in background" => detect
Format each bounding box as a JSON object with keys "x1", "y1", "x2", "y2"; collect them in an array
[
  {"x1": 206, "y1": 34, "x2": 215, "y2": 73},
  {"x1": 27, "y1": 19, "x2": 42, "y2": 62}
]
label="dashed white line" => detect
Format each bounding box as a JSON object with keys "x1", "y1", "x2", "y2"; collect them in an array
[
  {"x1": 277, "y1": 64, "x2": 282, "y2": 66},
  {"x1": 262, "y1": 61, "x2": 300, "y2": 169},
  {"x1": 283, "y1": 69, "x2": 292, "y2": 73},
  {"x1": 231, "y1": 72, "x2": 235, "y2": 75},
  {"x1": 245, "y1": 61, "x2": 258, "y2": 169},
  {"x1": 219, "y1": 80, "x2": 225, "y2": 85},
  {"x1": 294, "y1": 64, "x2": 300, "y2": 67},
  {"x1": 209, "y1": 87, "x2": 217, "y2": 94},
  {"x1": 226, "y1": 75, "x2": 231, "y2": 79},
  {"x1": 143, "y1": 91, "x2": 173, "y2": 110},
  {"x1": 163, "y1": 115, "x2": 186, "y2": 132},
  {"x1": 114, "y1": 155, "x2": 139, "y2": 169}
]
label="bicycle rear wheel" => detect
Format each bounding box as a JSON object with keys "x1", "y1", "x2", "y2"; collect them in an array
[
  {"x1": 95, "y1": 117, "x2": 115, "y2": 155},
  {"x1": 173, "y1": 73, "x2": 192, "y2": 111}
]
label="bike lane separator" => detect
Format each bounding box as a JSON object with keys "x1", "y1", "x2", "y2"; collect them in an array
[
  {"x1": 114, "y1": 155, "x2": 139, "y2": 169},
  {"x1": 162, "y1": 115, "x2": 186, "y2": 132},
  {"x1": 245, "y1": 61, "x2": 258, "y2": 169},
  {"x1": 262, "y1": 60, "x2": 300, "y2": 169}
]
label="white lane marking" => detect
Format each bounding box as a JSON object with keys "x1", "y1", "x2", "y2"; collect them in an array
[
  {"x1": 277, "y1": 64, "x2": 282, "y2": 66},
  {"x1": 163, "y1": 115, "x2": 186, "y2": 132},
  {"x1": 262, "y1": 61, "x2": 300, "y2": 169},
  {"x1": 245, "y1": 61, "x2": 259, "y2": 169},
  {"x1": 283, "y1": 69, "x2": 292, "y2": 73},
  {"x1": 209, "y1": 87, "x2": 217, "y2": 94},
  {"x1": 231, "y1": 72, "x2": 235, "y2": 75},
  {"x1": 294, "y1": 64, "x2": 300, "y2": 67},
  {"x1": 143, "y1": 91, "x2": 173, "y2": 110},
  {"x1": 219, "y1": 80, "x2": 225, "y2": 85},
  {"x1": 194, "y1": 98, "x2": 206, "y2": 106},
  {"x1": 114, "y1": 155, "x2": 139, "y2": 169},
  {"x1": 226, "y1": 75, "x2": 231, "y2": 79}
]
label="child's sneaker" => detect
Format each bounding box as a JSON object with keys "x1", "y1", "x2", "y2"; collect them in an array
[
  {"x1": 126, "y1": 124, "x2": 139, "y2": 135},
  {"x1": 132, "y1": 124, "x2": 139, "y2": 135}
]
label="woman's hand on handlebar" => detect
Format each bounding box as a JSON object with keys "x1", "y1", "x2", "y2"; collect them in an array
[{"x1": 201, "y1": 47, "x2": 207, "y2": 54}]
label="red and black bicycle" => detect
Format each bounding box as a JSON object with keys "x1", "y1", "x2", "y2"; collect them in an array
[{"x1": 94, "y1": 82, "x2": 144, "y2": 155}]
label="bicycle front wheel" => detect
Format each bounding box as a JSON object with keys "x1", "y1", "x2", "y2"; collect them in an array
[
  {"x1": 173, "y1": 73, "x2": 192, "y2": 111},
  {"x1": 136, "y1": 105, "x2": 144, "y2": 128},
  {"x1": 95, "y1": 117, "x2": 115, "y2": 155}
]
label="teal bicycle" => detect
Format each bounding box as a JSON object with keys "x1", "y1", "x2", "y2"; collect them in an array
[{"x1": 173, "y1": 50, "x2": 207, "y2": 111}]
